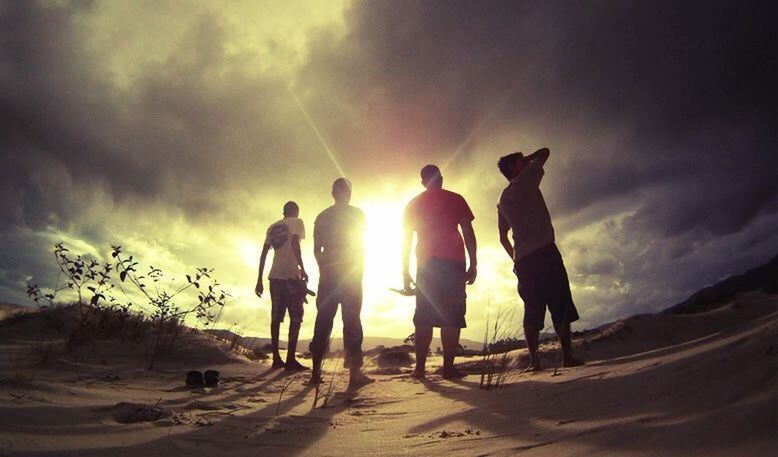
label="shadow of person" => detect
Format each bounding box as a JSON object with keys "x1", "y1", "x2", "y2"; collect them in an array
[{"x1": 400, "y1": 316, "x2": 778, "y2": 456}]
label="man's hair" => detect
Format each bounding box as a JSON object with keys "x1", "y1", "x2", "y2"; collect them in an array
[
  {"x1": 420, "y1": 164, "x2": 442, "y2": 188},
  {"x1": 332, "y1": 177, "x2": 352, "y2": 195},
  {"x1": 497, "y1": 152, "x2": 524, "y2": 180},
  {"x1": 283, "y1": 201, "x2": 299, "y2": 217}
]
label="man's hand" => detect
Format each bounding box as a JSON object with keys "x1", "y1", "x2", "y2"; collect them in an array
[
  {"x1": 300, "y1": 268, "x2": 309, "y2": 283},
  {"x1": 465, "y1": 265, "x2": 477, "y2": 285},
  {"x1": 255, "y1": 280, "x2": 264, "y2": 298}
]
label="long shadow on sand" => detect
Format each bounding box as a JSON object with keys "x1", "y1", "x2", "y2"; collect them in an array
[
  {"x1": 6, "y1": 301, "x2": 776, "y2": 456},
  {"x1": 404, "y1": 313, "x2": 777, "y2": 455},
  {"x1": 11, "y1": 366, "x2": 366, "y2": 457}
]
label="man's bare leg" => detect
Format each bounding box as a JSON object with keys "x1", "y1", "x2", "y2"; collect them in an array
[
  {"x1": 285, "y1": 321, "x2": 308, "y2": 370},
  {"x1": 441, "y1": 327, "x2": 465, "y2": 378},
  {"x1": 309, "y1": 352, "x2": 323, "y2": 384},
  {"x1": 270, "y1": 321, "x2": 284, "y2": 368},
  {"x1": 553, "y1": 322, "x2": 584, "y2": 367},
  {"x1": 412, "y1": 325, "x2": 433, "y2": 379},
  {"x1": 524, "y1": 325, "x2": 542, "y2": 371}
]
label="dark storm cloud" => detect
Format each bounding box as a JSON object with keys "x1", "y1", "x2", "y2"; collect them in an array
[
  {"x1": 296, "y1": 0, "x2": 777, "y2": 319},
  {"x1": 0, "y1": 0, "x2": 159, "y2": 228},
  {"x1": 0, "y1": 0, "x2": 335, "y2": 308},
  {"x1": 301, "y1": 0, "x2": 776, "y2": 232},
  {"x1": 0, "y1": 0, "x2": 775, "y2": 325},
  {"x1": 0, "y1": 0, "x2": 328, "y2": 231}
]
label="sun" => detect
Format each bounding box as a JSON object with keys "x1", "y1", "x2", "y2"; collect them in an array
[
  {"x1": 356, "y1": 195, "x2": 420, "y2": 325},
  {"x1": 361, "y1": 200, "x2": 408, "y2": 293}
]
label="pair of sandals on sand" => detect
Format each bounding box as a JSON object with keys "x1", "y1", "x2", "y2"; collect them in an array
[{"x1": 186, "y1": 369, "x2": 220, "y2": 387}]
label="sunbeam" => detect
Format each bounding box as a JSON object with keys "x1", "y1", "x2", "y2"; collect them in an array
[{"x1": 289, "y1": 88, "x2": 347, "y2": 178}]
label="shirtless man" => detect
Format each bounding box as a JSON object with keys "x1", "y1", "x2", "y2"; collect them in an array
[{"x1": 497, "y1": 148, "x2": 583, "y2": 370}]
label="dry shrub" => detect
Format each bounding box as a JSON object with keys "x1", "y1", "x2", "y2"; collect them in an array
[
  {"x1": 373, "y1": 346, "x2": 414, "y2": 368},
  {"x1": 480, "y1": 308, "x2": 520, "y2": 390},
  {"x1": 24, "y1": 242, "x2": 233, "y2": 370}
]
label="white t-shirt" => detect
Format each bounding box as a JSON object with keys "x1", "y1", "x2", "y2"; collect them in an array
[
  {"x1": 264, "y1": 217, "x2": 305, "y2": 279},
  {"x1": 497, "y1": 159, "x2": 555, "y2": 260}
]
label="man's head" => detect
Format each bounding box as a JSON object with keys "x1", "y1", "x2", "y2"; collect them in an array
[
  {"x1": 283, "y1": 201, "x2": 299, "y2": 218},
  {"x1": 332, "y1": 178, "x2": 352, "y2": 204},
  {"x1": 420, "y1": 164, "x2": 443, "y2": 189},
  {"x1": 497, "y1": 152, "x2": 526, "y2": 180}
]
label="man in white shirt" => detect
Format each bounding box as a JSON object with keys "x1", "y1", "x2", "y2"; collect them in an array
[
  {"x1": 497, "y1": 148, "x2": 583, "y2": 371},
  {"x1": 255, "y1": 201, "x2": 309, "y2": 371}
]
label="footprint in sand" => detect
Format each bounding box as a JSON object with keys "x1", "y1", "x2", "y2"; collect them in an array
[
  {"x1": 106, "y1": 401, "x2": 172, "y2": 424},
  {"x1": 257, "y1": 415, "x2": 329, "y2": 434}
]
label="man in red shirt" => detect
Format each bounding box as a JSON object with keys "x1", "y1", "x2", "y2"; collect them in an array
[{"x1": 402, "y1": 165, "x2": 478, "y2": 379}]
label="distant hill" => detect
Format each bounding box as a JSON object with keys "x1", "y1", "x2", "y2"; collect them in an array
[
  {"x1": 0, "y1": 302, "x2": 30, "y2": 321},
  {"x1": 206, "y1": 329, "x2": 273, "y2": 349},
  {"x1": 665, "y1": 255, "x2": 778, "y2": 314}
]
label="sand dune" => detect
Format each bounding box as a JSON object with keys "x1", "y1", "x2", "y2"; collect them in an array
[
  {"x1": 0, "y1": 290, "x2": 776, "y2": 456},
  {"x1": 0, "y1": 302, "x2": 29, "y2": 321}
]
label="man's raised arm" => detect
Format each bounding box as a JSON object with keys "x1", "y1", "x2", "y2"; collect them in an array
[{"x1": 525, "y1": 147, "x2": 550, "y2": 167}]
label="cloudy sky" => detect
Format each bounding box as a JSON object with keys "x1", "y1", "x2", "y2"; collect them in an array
[{"x1": 1, "y1": 0, "x2": 775, "y2": 340}]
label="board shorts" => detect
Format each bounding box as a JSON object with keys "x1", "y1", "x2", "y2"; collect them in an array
[
  {"x1": 514, "y1": 243, "x2": 579, "y2": 330},
  {"x1": 414, "y1": 257, "x2": 467, "y2": 328},
  {"x1": 269, "y1": 279, "x2": 306, "y2": 324}
]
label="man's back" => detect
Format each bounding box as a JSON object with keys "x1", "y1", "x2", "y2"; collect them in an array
[
  {"x1": 265, "y1": 217, "x2": 305, "y2": 279},
  {"x1": 314, "y1": 204, "x2": 366, "y2": 270},
  {"x1": 498, "y1": 159, "x2": 554, "y2": 260},
  {"x1": 405, "y1": 188, "x2": 474, "y2": 264}
]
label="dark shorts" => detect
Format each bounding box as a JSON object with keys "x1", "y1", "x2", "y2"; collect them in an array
[
  {"x1": 514, "y1": 243, "x2": 579, "y2": 330},
  {"x1": 415, "y1": 257, "x2": 467, "y2": 328},
  {"x1": 269, "y1": 279, "x2": 305, "y2": 324}
]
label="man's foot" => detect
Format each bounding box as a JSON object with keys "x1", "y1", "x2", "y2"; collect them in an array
[
  {"x1": 410, "y1": 368, "x2": 426, "y2": 380},
  {"x1": 562, "y1": 356, "x2": 584, "y2": 368},
  {"x1": 441, "y1": 366, "x2": 466, "y2": 379},
  {"x1": 524, "y1": 359, "x2": 543, "y2": 373},
  {"x1": 348, "y1": 372, "x2": 375, "y2": 389},
  {"x1": 271, "y1": 357, "x2": 286, "y2": 369},
  {"x1": 306, "y1": 373, "x2": 323, "y2": 385},
  {"x1": 285, "y1": 359, "x2": 310, "y2": 371}
]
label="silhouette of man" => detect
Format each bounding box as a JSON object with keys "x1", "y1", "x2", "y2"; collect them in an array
[
  {"x1": 403, "y1": 165, "x2": 477, "y2": 379},
  {"x1": 255, "y1": 201, "x2": 309, "y2": 371},
  {"x1": 497, "y1": 148, "x2": 583, "y2": 371},
  {"x1": 309, "y1": 178, "x2": 373, "y2": 387}
]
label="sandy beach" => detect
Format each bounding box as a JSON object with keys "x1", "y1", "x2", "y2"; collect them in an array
[{"x1": 1, "y1": 289, "x2": 775, "y2": 457}]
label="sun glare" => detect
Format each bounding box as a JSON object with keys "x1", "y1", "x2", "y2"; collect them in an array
[
  {"x1": 355, "y1": 193, "x2": 420, "y2": 324},
  {"x1": 238, "y1": 239, "x2": 260, "y2": 269},
  {"x1": 362, "y1": 200, "x2": 407, "y2": 292}
]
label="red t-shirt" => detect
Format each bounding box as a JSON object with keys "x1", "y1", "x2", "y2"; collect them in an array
[{"x1": 404, "y1": 188, "x2": 475, "y2": 264}]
